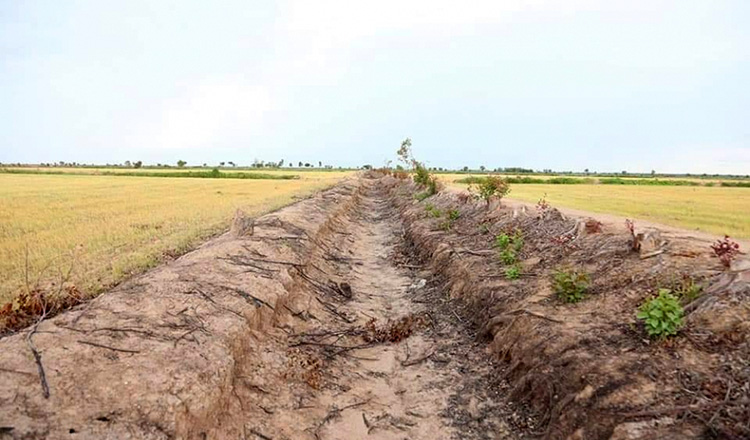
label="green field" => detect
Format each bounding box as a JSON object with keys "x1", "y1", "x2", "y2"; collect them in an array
[{"x1": 448, "y1": 181, "x2": 750, "y2": 238}]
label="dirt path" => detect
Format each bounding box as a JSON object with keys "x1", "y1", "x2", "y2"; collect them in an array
[{"x1": 236, "y1": 181, "x2": 517, "y2": 439}]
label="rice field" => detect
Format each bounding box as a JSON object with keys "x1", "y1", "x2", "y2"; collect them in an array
[
  {"x1": 0, "y1": 171, "x2": 352, "y2": 304},
  {"x1": 448, "y1": 179, "x2": 750, "y2": 238}
]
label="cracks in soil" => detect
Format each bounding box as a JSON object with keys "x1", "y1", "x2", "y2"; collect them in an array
[{"x1": 238, "y1": 181, "x2": 522, "y2": 440}]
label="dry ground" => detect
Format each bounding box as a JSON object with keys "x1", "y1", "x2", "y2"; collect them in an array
[{"x1": 0, "y1": 174, "x2": 747, "y2": 439}]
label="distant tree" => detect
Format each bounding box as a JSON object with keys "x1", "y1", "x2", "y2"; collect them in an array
[
  {"x1": 220, "y1": 162, "x2": 225, "y2": 166},
  {"x1": 304, "y1": 163, "x2": 311, "y2": 167},
  {"x1": 298, "y1": 161, "x2": 303, "y2": 167},
  {"x1": 479, "y1": 165, "x2": 486, "y2": 172},
  {"x1": 584, "y1": 168, "x2": 589, "y2": 175},
  {"x1": 362, "y1": 164, "x2": 372, "y2": 170},
  {"x1": 124, "y1": 160, "x2": 132, "y2": 167},
  {"x1": 177, "y1": 160, "x2": 187, "y2": 168},
  {"x1": 134, "y1": 160, "x2": 143, "y2": 168},
  {"x1": 462, "y1": 166, "x2": 469, "y2": 172},
  {"x1": 228, "y1": 161, "x2": 236, "y2": 167},
  {"x1": 621, "y1": 170, "x2": 627, "y2": 175},
  {"x1": 318, "y1": 161, "x2": 322, "y2": 167},
  {"x1": 202, "y1": 163, "x2": 207, "y2": 167},
  {"x1": 279, "y1": 159, "x2": 285, "y2": 167},
  {"x1": 651, "y1": 170, "x2": 656, "y2": 177}
]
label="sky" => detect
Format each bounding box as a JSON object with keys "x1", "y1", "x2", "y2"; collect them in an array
[{"x1": 1, "y1": 0, "x2": 749, "y2": 174}]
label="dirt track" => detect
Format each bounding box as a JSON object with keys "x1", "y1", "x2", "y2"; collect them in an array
[{"x1": 1, "y1": 174, "x2": 748, "y2": 439}]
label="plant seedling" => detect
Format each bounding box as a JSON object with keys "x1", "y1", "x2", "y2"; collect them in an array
[
  {"x1": 637, "y1": 289, "x2": 684, "y2": 339},
  {"x1": 552, "y1": 269, "x2": 590, "y2": 303}
]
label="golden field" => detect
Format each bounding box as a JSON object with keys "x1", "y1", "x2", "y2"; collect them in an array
[
  {"x1": 447, "y1": 179, "x2": 750, "y2": 238},
  {"x1": 0, "y1": 171, "x2": 351, "y2": 304}
]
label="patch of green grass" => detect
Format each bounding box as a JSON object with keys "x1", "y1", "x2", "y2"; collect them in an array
[{"x1": 0, "y1": 167, "x2": 298, "y2": 180}]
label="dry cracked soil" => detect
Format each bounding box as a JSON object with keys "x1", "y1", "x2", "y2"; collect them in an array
[
  {"x1": 2, "y1": 173, "x2": 749, "y2": 440},
  {"x1": 0, "y1": 177, "x2": 521, "y2": 440}
]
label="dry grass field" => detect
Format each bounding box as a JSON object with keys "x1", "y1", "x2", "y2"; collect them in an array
[
  {"x1": 445, "y1": 176, "x2": 750, "y2": 238},
  {"x1": 0, "y1": 170, "x2": 352, "y2": 304}
]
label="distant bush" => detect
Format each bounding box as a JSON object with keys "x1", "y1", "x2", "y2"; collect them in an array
[
  {"x1": 720, "y1": 181, "x2": 750, "y2": 188},
  {"x1": 637, "y1": 289, "x2": 684, "y2": 338},
  {"x1": 552, "y1": 269, "x2": 590, "y2": 303}
]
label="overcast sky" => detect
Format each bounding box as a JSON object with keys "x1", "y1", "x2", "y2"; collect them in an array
[{"x1": 1, "y1": 1, "x2": 749, "y2": 173}]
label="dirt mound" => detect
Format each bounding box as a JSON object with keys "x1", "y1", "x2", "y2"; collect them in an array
[
  {"x1": 388, "y1": 178, "x2": 750, "y2": 439},
  {"x1": 0, "y1": 181, "x2": 365, "y2": 439}
]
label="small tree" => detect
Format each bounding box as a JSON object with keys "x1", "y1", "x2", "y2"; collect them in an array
[
  {"x1": 397, "y1": 138, "x2": 412, "y2": 166},
  {"x1": 177, "y1": 160, "x2": 186, "y2": 168},
  {"x1": 133, "y1": 160, "x2": 143, "y2": 168},
  {"x1": 318, "y1": 161, "x2": 322, "y2": 167},
  {"x1": 470, "y1": 176, "x2": 510, "y2": 206},
  {"x1": 124, "y1": 160, "x2": 132, "y2": 167}
]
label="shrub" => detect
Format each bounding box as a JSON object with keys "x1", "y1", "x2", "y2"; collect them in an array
[
  {"x1": 447, "y1": 209, "x2": 460, "y2": 221},
  {"x1": 494, "y1": 233, "x2": 511, "y2": 250},
  {"x1": 637, "y1": 289, "x2": 684, "y2": 338},
  {"x1": 499, "y1": 249, "x2": 517, "y2": 265},
  {"x1": 710, "y1": 235, "x2": 741, "y2": 268},
  {"x1": 469, "y1": 175, "x2": 510, "y2": 206},
  {"x1": 426, "y1": 175, "x2": 442, "y2": 196},
  {"x1": 413, "y1": 163, "x2": 431, "y2": 186},
  {"x1": 494, "y1": 229, "x2": 523, "y2": 252},
  {"x1": 505, "y1": 264, "x2": 521, "y2": 280},
  {"x1": 552, "y1": 269, "x2": 590, "y2": 303},
  {"x1": 479, "y1": 223, "x2": 490, "y2": 234}
]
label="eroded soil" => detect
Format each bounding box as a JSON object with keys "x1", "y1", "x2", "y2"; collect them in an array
[
  {"x1": 0, "y1": 177, "x2": 520, "y2": 439},
  {"x1": 2, "y1": 174, "x2": 748, "y2": 440}
]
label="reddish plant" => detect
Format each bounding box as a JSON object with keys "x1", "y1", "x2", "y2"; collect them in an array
[{"x1": 711, "y1": 235, "x2": 741, "y2": 268}]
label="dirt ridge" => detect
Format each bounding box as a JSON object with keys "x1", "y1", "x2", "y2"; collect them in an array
[{"x1": 387, "y1": 176, "x2": 750, "y2": 439}]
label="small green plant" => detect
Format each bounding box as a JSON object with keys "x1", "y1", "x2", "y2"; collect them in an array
[
  {"x1": 505, "y1": 264, "x2": 521, "y2": 280},
  {"x1": 494, "y1": 230, "x2": 523, "y2": 252},
  {"x1": 494, "y1": 233, "x2": 511, "y2": 250},
  {"x1": 499, "y1": 248, "x2": 517, "y2": 265},
  {"x1": 447, "y1": 209, "x2": 460, "y2": 221},
  {"x1": 637, "y1": 289, "x2": 684, "y2": 338},
  {"x1": 552, "y1": 269, "x2": 590, "y2": 303}
]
